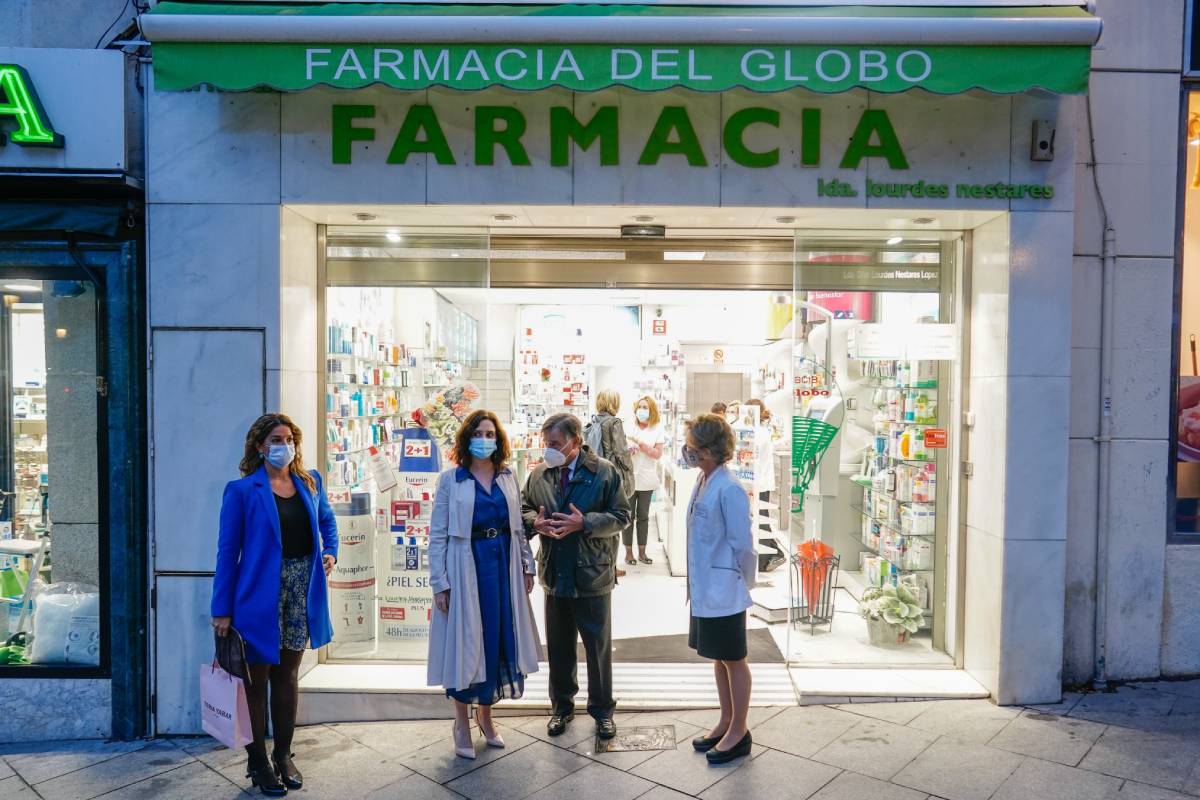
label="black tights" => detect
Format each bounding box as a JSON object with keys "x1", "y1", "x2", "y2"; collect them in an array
[{"x1": 244, "y1": 648, "x2": 305, "y2": 766}]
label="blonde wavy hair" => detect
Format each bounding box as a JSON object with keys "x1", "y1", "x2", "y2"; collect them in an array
[
  {"x1": 595, "y1": 389, "x2": 621, "y2": 416},
  {"x1": 238, "y1": 413, "x2": 317, "y2": 495}
]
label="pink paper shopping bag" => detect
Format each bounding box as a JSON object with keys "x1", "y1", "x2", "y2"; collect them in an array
[{"x1": 200, "y1": 663, "x2": 253, "y2": 749}]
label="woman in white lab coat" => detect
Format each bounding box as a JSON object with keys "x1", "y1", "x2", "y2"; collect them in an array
[{"x1": 682, "y1": 414, "x2": 757, "y2": 765}]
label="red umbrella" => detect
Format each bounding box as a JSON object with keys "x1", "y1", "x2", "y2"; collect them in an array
[{"x1": 796, "y1": 539, "x2": 836, "y2": 612}]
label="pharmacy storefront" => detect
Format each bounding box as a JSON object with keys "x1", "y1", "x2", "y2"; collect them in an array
[{"x1": 140, "y1": 2, "x2": 1099, "y2": 733}]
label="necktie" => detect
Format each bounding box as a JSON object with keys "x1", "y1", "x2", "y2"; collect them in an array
[{"x1": 559, "y1": 466, "x2": 570, "y2": 498}]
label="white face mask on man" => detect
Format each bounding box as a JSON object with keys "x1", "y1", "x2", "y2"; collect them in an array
[{"x1": 543, "y1": 446, "x2": 568, "y2": 468}]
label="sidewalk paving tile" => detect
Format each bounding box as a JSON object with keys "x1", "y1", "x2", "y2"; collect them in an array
[
  {"x1": 638, "y1": 787, "x2": 699, "y2": 800},
  {"x1": 90, "y1": 761, "x2": 250, "y2": 800},
  {"x1": 697, "y1": 746, "x2": 841, "y2": 800},
  {"x1": 830, "y1": 702, "x2": 941, "y2": 727},
  {"x1": 906, "y1": 700, "x2": 1021, "y2": 744},
  {"x1": 811, "y1": 718, "x2": 938, "y2": 781},
  {"x1": 523, "y1": 761, "x2": 656, "y2": 800},
  {"x1": 0, "y1": 775, "x2": 38, "y2": 798},
  {"x1": 1070, "y1": 689, "x2": 1177, "y2": 724},
  {"x1": 444, "y1": 740, "x2": 592, "y2": 800},
  {"x1": 987, "y1": 709, "x2": 1107, "y2": 766},
  {"x1": 1132, "y1": 681, "x2": 1200, "y2": 700},
  {"x1": 808, "y1": 770, "x2": 928, "y2": 800},
  {"x1": 330, "y1": 719, "x2": 456, "y2": 758},
  {"x1": 570, "y1": 732, "x2": 668, "y2": 771},
  {"x1": 630, "y1": 738, "x2": 766, "y2": 796},
  {"x1": 396, "y1": 725, "x2": 536, "y2": 783},
  {"x1": 1026, "y1": 692, "x2": 1085, "y2": 716},
  {"x1": 33, "y1": 740, "x2": 195, "y2": 800},
  {"x1": 1078, "y1": 728, "x2": 1200, "y2": 792},
  {"x1": 0, "y1": 739, "x2": 150, "y2": 785},
  {"x1": 989, "y1": 757, "x2": 1122, "y2": 800},
  {"x1": 749, "y1": 706, "x2": 863, "y2": 758},
  {"x1": 1118, "y1": 780, "x2": 1200, "y2": 800},
  {"x1": 0, "y1": 758, "x2": 13, "y2": 781},
  {"x1": 890, "y1": 737, "x2": 1024, "y2": 800},
  {"x1": 384, "y1": 773, "x2": 468, "y2": 800}
]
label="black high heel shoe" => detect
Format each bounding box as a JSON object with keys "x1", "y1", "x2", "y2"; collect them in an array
[
  {"x1": 247, "y1": 763, "x2": 288, "y2": 797},
  {"x1": 705, "y1": 731, "x2": 752, "y2": 764},
  {"x1": 273, "y1": 752, "x2": 303, "y2": 790}
]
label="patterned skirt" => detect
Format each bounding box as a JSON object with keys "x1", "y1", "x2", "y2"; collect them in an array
[{"x1": 279, "y1": 557, "x2": 311, "y2": 652}]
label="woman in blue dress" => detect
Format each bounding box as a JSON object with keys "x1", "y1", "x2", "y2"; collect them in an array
[{"x1": 427, "y1": 410, "x2": 542, "y2": 759}]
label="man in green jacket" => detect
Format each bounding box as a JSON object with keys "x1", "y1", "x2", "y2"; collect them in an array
[{"x1": 522, "y1": 412, "x2": 631, "y2": 740}]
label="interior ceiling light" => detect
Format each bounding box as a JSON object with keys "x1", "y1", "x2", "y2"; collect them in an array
[
  {"x1": 775, "y1": 216, "x2": 797, "y2": 224},
  {"x1": 621, "y1": 224, "x2": 666, "y2": 238},
  {"x1": 354, "y1": 212, "x2": 377, "y2": 222},
  {"x1": 492, "y1": 213, "x2": 516, "y2": 222},
  {"x1": 886, "y1": 236, "x2": 904, "y2": 245},
  {"x1": 385, "y1": 231, "x2": 403, "y2": 243},
  {"x1": 634, "y1": 214, "x2": 656, "y2": 223},
  {"x1": 3, "y1": 282, "x2": 39, "y2": 292},
  {"x1": 911, "y1": 217, "x2": 936, "y2": 225},
  {"x1": 450, "y1": 252, "x2": 461, "y2": 258},
  {"x1": 664, "y1": 251, "x2": 706, "y2": 261}
]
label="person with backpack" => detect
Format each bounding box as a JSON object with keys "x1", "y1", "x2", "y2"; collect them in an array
[{"x1": 585, "y1": 390, "x2": 636, "y2": 576}]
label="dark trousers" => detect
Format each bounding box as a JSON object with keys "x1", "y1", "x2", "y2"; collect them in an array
[
  {"x1": 622, "y1": 490, "x2": 653, "y2": 547},
  {"x1": 545, "y1": 593, "x2": 615, "y2": 720}
]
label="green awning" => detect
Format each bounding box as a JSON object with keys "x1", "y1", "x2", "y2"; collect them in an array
[{"x1": 141, "y1": 3, "x2": 1101, "y2": 95}]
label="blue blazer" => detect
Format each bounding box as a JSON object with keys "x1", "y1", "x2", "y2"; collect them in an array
[{"x1": 212, "y1": 465, "x2": 339, "y2": 665}]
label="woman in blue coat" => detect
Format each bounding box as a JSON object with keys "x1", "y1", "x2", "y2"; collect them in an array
[{"x1": 212, "y1": 413, "x2": 338, "y2": 797}]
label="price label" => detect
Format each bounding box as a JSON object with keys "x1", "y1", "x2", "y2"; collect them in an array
[
  {"x1": 404, "y1": 440, "x2": 432, "y2": 459},
  {"x1": 924, "y1": 428, "x2": 949, "y2": 448},
  {"x1": 406, "y1": 522, "x2": 431, "y2": 541}
]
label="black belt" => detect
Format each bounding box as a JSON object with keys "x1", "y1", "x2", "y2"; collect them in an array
[{"x1": 471, "y1": 527, "x2": 510, "y2": 540}]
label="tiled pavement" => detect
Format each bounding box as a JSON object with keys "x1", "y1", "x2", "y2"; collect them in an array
[{"x1": 3, "y1": 680, "x2": 1200, "y2": 800}]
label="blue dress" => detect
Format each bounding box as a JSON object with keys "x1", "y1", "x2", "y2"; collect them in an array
[{"x1": 447, "y1": 467, "x2": 525, "y2": 705}]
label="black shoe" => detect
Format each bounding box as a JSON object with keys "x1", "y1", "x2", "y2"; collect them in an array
[
  {"x1": 272, "y1": 752, "x2": 303, "y2": 790},
  {"x1": 638, "y1": 555, "x2": 654, "y2": 565},
  {"x1": 247, "y1": 764, "x2": 288, "y2": 797},
  {"x1": 547, "y1": 713, "x2": 575, "y2": 736},
  {"x1": 706, "y1": 732, "x2": 752, "y2": 764},
  {"x1": 692, "y1": 732, "x2": 725, "y2": 752},
  {"x1": 596, "y1": 717, "x2": 618, "y2": 740}
]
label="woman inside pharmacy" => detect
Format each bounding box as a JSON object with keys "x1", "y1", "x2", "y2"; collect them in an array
[
  {"x1": 212, "y1": 413, "x2": 339, "y2": 797},
  {"x1": 683, "y1": 414, "x2": 757, "y2": 765},
  {"x1": 427, "y1": 410, "x2": 541, "y2": 760},
  {"x1": 624, "y1": 395, "x2": 664, "y2": 566}
]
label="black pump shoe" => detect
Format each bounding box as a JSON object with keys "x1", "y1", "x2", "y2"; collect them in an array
[
  {"x1": 247, "y1": 765, "x2": 288, "y2": 797},
  {"x1": 692, "y1": 731, "x2": 726, "y2": 752},
  {"x1": 705, "y1": 732, "x2": 752, "y2": 764},
  {"x1": 273, "y1": 752, "x2": 303, "y2": 790}
]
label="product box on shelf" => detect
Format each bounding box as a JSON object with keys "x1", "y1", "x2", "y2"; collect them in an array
[
  {"x1": 330, "y1": 496, "x2": 377, "y2": 643},
  {"x1": 375, "y1": 472, "x2": 437, "y2": 646}
]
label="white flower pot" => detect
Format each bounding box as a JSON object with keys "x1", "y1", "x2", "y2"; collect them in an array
[{"x1": 866, "y1": 616, "x2": 910, "y2": 646}]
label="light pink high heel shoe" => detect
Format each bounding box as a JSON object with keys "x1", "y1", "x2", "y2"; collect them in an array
[
  {"x1": 473, "y1": 707, "x2": 505, "y2": 748},
  {"x1": 452, "y1": 720, "x2": 476, "y2": 759}
]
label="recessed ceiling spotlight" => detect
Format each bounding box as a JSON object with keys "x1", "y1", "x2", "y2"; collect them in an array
[
  {"x1": 775, "y1": 216, "x2": 797, "y2": 224},
  {"x1": 3, "y1": 282, "x2": 39, "y2": 292},
  {"x1": 911, "y1": 217, "x2": 936, "y2": 225},
  {"x1": 492, "y1": 213, "x2": 516, "y2": 222},
  {"x1": 385, "y1": 230, "x2": 403, "y2": 243},
  {"x1": 886, "y1": 236, "x2": 904, "y2": 246},
  {"x1": 634, "y1": 214, "x2": 656, "y2": 223},
  {"x1": 354, "y1": 212, "x2": 377, "y2": 222},
  {"x1": 450, "y1": 252, "x2": 461, "y2": 258}
]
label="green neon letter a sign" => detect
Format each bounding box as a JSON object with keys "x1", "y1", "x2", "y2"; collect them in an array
[{"x1": 0, "y1": 65, "x2": 63, "y2": 148}]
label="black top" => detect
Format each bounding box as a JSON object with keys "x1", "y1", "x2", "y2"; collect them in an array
[{"x1": 274, "y1": 491, "x2": 313, "y2": 559}]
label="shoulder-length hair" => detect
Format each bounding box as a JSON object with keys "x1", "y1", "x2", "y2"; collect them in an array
[
  {"x1": 595, "y1": 389, "x2": 621, "y2": 416},
  {"x1": 451, "y1": 409, "x2": 512, "y2": 470},
  {"x1": 634, "y1": 395, "x2": 661, "y2": 427},
  {"x1": 239, "y1": 413, "x2": 317, "y2": 495}
]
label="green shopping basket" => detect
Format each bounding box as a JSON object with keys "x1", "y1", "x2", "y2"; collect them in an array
[{"x1": 790, "y1": 416, "x2": 839, "y2": 511}]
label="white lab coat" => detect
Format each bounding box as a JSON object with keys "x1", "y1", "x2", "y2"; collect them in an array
[
  {"x1": 426, "y1": 467, "x2": 543, "y2": 692},
  {"x1": 686, "y1": 465, "x2": 757, "y2": 618}
]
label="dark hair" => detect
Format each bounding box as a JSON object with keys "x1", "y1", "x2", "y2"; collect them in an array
[
  {"x1": 451, "y1": 409, "x2": 512, "y2": 469},
  {"x1": 542, "y1": 412, "x2": 582, "y2": 441},
  {"x1": 685, "y1": 413, "x2": 735, "y2": 464},
  {"x1": 239, "y1": 413, "x2": 317, "y2": 495},
  {"x1": 710, "y1": 401, "x2": 728, "y2": 415}
]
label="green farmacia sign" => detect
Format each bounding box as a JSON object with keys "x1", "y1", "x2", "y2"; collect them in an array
[{"x1": 0, "y1": 64, "x2": 63, "y2": 148}]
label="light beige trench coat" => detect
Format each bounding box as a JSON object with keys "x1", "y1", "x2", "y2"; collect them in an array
[{"x1": 426, "y1": 466, "x2": 543, "y2": 692}]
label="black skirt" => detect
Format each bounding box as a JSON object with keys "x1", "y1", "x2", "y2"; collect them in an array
[{"x1": 688, "y1": 611, "x2": 748, "y2": 661}]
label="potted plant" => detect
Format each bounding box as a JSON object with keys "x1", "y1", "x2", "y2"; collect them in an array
[{"x1": 859, "y1": 584, "x2": 923, "y2": 646}]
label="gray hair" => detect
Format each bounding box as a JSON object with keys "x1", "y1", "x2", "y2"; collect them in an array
[{"x1": 542, "y1": 412, "x2": 582, "y2": 441}]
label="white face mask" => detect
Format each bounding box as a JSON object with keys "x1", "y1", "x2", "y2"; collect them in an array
[
  {"x1": 636, "y1": 408, "x2": 650, "y2": 423},
  {"x1": 542, "y1": 447, "x2": 568, "y2": 468}
]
